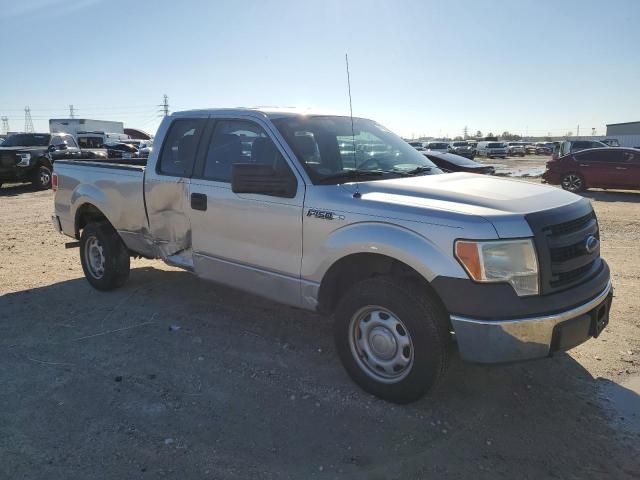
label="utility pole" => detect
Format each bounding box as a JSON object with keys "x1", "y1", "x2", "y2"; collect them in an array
[
  {"x1": 591, "y1": 127, "x2": 596, "y2": 136},
  {"x1": 1, "y1": 116, "x2": 9, "y2": 135},
  {"x1": 576, "y1": 124, "x2": 579, "y2": 137},
  {"x1": 463, "y1": 125, "x2": 468, "y2": 139},
  {"x1": 160, "y1": 94, "x2": 169, "y2": 117},
  {"x1": 69, "y1": 104, "x2": 75, "y2": 119},
  {"x1": 24, "y1": 107, "x2": 34, "y2": 133}
]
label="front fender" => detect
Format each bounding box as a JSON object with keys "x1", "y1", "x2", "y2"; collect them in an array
[{"x1": 302, "y1": 221, "x2": 468, "y2": 285}]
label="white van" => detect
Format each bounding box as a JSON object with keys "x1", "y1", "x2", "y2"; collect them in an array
[{"x1": 477, "y1": 141, "x2": 508, "y2": 158}]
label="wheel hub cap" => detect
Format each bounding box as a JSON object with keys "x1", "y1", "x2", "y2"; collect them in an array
[
  {"x1": 348, "y1": 306, "x2": 414, "y2": 383},
  {"x1": 85, "y1": 236, "x2": 105, "y2": 279}
]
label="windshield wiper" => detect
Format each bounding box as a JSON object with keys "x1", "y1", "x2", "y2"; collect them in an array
[
  {"x1": 316, "y1": 170, "x2": 387, "y2": 184},
  {"x1": 405, "y1": 166, "x2": 433, "y2": 175}
]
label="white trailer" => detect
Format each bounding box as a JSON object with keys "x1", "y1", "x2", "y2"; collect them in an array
[{"x1": 49, "y1": 118, "x2": 124, "y2": 138}]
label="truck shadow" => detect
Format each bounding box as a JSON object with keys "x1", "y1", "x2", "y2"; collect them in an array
[
  {"x1": 582, "y1": 189, "x2": 640, "y2": 203},
  {"x1": 1, "y1": 266, "x2": 637, "y2": 478},
  {"x1": 0, "y1": 183, "x2": 41, "y2": 197}
]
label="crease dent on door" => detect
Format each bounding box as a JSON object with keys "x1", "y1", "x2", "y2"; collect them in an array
[{"x1": 147, "y1": 179, "x2": 193, "y2": 258}]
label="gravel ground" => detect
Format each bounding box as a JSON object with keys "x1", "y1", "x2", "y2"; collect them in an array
[{"x1": 1, "y1": 179, "x2": 639, "y2": 479}]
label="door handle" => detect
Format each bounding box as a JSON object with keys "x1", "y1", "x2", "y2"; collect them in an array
[
  {"x1": 190, "y1": 192, "x2": 207, "y2": 211},
  {"x1": 615, "y1": 167, "x2": 627, "y2": 170}
]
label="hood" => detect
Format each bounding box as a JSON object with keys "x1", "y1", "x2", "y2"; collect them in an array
[{"x1": 341, "y1": 173, "x2": 583, "y2": 237}]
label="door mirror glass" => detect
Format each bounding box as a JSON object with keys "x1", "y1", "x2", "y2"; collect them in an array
[{"x1": 231, "y1": 163, "x2": 297, "y2": 198}]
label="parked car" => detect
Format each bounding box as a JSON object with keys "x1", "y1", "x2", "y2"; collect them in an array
[
  {"x1": 555, "y1": 140, "x2": 607, "y2": 159},
  {"x1": 424, "y1": 151, "x2": 494, "y2": 174},
  {"x1": 448, "y1": 141, "x2": 475, "y2": 159},
  {"x1": 52, "y1": 108, "x2": 612, "y2": 404},
  {"x1": 476, "y1": 141, "x2": 507, "y2": 158},
  {"x1": 543, "y1": 147, "x2": 640, "y2": 192},
  {"x1": 424, "y1": 141, "x2": 450, "y2": 154},
  {"x1": 506, "y1": 142, "x2": 526, "y2": 157},
  {"x1": 103, "y1": 142, "x2": 139, "y2": 159},
  {"x1": 137, "y1": 140, "x2": 153, "y2": 158},
  {"x1": 0, "y1": 132, "x2": 90, "y2": 189}
]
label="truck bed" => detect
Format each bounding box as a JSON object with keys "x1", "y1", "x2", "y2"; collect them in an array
[{"x1": 53, "y1": 159, "x2": 150, "y2": 255}]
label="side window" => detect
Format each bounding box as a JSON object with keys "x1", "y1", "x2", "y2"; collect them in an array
[
  {"x1": 575, "y1": 150, "x2": 599, "y2": 163},
  {"x1": 201, "y1": 120, "x2": 291, "y2": 182},
  {"x1": 158, "y1": 118, "x2": 206, "y2": 176},
  {"x1": 64, "y1": 135, "x2": 78, "y2": 148},
  {"x1": 51, "y1": 136, "x2": 65, "y2": 146}
]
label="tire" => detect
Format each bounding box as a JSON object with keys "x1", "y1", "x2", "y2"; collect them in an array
[
  {"x1": 32, "y1": 163, "x2": 52, "y2": 189},
  {"x1": 561, "y1": 173, "x2": 586, "y2": 193},
  {"x1": 333, "y1": 276, "x2": 451, "y2": 404},
  {"x1": 79, "y1": 222, "x2": 130, "y2": 290}
]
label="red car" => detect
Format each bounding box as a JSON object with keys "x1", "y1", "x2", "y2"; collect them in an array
[{"x1": 542, "y1": 147, "x2": 640, "y2": 192}]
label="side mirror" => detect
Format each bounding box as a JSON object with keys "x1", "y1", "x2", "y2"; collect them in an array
[
  {"x1": 47, "y1": 144, "x2": 57, "y2": 152},
  {"x1": 231, "y1": 163, "x2": 297, "y2": 198}
]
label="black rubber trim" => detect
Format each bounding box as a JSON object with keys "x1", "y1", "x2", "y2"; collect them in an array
[{"x1": 431, "y1": 259, "x2": 610, "y2": 321}]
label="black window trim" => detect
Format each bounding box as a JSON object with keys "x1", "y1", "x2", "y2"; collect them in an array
[{"x1": 155, "y1": 117, "x2": 209, "y2": 178}]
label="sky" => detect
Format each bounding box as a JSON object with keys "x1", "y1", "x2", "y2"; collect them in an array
[{"x1": 0, "y1": 0, "x2": 639, "y2": 139}]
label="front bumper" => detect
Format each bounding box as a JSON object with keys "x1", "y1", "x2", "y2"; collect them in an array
[{"x1": 450, "y1": 280, "x2": 612, "y2": 363}]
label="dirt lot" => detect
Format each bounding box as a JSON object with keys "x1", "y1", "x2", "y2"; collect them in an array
[{"x1": 1, "y1": 176, "x2": 639, "y2": 479}]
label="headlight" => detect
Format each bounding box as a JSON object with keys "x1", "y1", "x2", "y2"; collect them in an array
[
  {"x1": 455, "y1": 239, "x2": 539, "y2": 296},
  {"x1": 17, "y1": 153, "x2": 31, "y2": 166}
]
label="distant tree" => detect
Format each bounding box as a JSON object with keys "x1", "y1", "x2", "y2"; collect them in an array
[
  {"x1": 454, "y1": 135, "x2": 463, "y2": 141},
  {"x1": 501, "y1": 131, "x2": 522, "y2": 140},
  {"x1": 565, "y1": 131, "x2": 573, "y2": 138},
  {"x1": 475, "y1": 130, "x2": 482, "y2": 138},
  {"x1": 487, "y1": 132, "x2": 494, "y2": 137}
]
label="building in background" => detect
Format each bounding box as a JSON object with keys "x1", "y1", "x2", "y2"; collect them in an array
[{"x1": 605, "y1": 121, "x2": 640, "y2": 148}]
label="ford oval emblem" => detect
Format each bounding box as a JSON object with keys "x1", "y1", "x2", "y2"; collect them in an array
[{"x1": 585, "y1": 235, "x2": 599, "y2": 254}]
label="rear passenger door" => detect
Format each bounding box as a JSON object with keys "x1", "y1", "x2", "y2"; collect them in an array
[
  {"x1": 188, "y1": 116, "x2": 305, "y2": 307},
  {"x1": 619, "y1": 150, "x2": 640, "y2": 189},
  {"x1": 145, "y1": 115, "x2": 208, "y2": 259}
]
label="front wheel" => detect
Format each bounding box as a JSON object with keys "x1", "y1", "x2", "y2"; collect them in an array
[
  {"x1": 334, "y1": 276, "x2": 451, "y2": 404},
  {"x1": 561, "y1": 173, "x2": 585, "y2": 193},
  {"x1": 80, "y1": 222, "x2": 130, "y2": 290},
  {"x1": 32, "y1": 164, "x2": 52, "y2": 189}
]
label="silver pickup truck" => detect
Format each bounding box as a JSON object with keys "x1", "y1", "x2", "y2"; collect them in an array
[{"x1": 52, "y1": 108, "x2": 612, "y2": 403}]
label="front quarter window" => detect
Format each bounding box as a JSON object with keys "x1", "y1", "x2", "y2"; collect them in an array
[{"x1": 273, "y1": 116, "x2": 441, "y2": 184}]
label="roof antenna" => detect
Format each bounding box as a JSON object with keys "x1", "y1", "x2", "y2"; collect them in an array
[{"x1": 345, "y1": 53, "x2": 361, "y2": 199}]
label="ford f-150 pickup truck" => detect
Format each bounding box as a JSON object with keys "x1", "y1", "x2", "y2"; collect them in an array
[{"x1": 52, "y1": 108, "x2": 612, "y2": 403}]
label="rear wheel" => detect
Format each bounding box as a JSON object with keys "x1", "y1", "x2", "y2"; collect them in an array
[
  {"x1": 32, "y1": 164, "x2": 52, "y2": 189},
  {"x1": 561, "y1": 173, "x2": 585, "y2": 193},
  {"x1": 334, "y1": 276, "x2": 451, "y2": 404},
  {"x1": 80, "y1": 222, "x2": 130, "y2": 290}
]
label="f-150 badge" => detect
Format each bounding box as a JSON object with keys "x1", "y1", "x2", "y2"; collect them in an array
[{"x1": 307, "y1": 209, "x2": 345, "y2": 220}]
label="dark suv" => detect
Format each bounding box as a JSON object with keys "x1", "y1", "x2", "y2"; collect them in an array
[
  {"x1": 543, "y1": 147, "x2": 640, "y2": 192},
  {"x1": 0, "y1": 132, "x2": 106, "y2": 189}
]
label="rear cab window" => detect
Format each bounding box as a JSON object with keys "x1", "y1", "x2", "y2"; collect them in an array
[{"x1": 158, "y1": 118, "x2": 206, "y2": 177}]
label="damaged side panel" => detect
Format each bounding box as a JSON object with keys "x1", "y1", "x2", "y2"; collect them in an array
[{"x1": 144, "y1": 176, "x2": 193, "y2": 262}]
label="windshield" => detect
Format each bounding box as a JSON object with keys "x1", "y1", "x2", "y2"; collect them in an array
[
  {"x1": 488, "y1": 142, "x2": 504, "y2": 148},
  {"x1": 2, "y1": 133, "x2": 50, "y2": 147},
  {"x1": 273, "y1": 116, "x2": 441, "y2": 184},
  {"x1": 427, "y1": 142, "x2": 449, "y2": 149}
]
